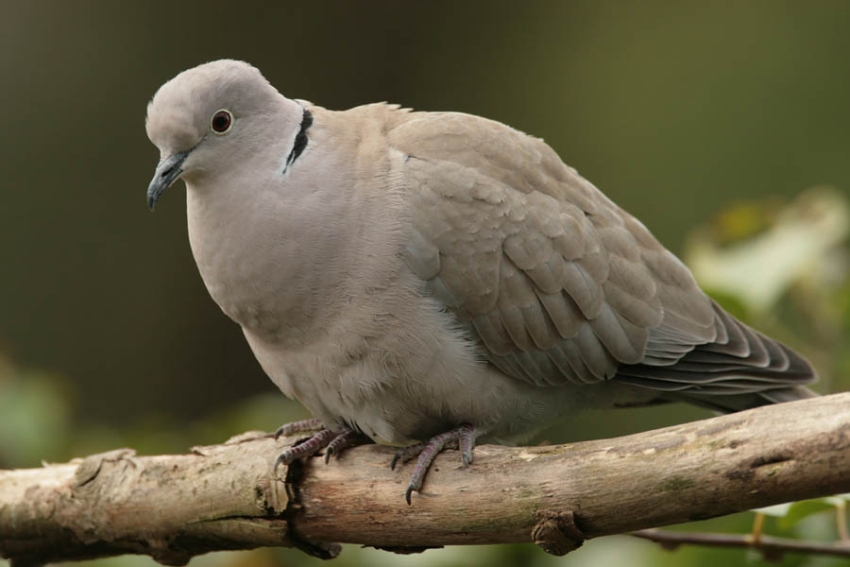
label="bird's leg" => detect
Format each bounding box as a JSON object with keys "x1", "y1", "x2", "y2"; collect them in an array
[
  {"x1": 273, "y1": 419, "x2": 367, "y2": 471},
  {"x1": 392, "y1": 423, "x2": 476, "y2": 505}
]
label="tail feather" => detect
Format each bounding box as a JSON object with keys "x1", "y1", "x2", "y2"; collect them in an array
[
  {"x1": 614, "y1": 300, "x2": 817, "y2": 410},
  {"x1": 672, "y1": 386, "x2": 818, "y2": 414}
]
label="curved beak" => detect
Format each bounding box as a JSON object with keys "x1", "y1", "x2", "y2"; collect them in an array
[{"x1": 147, "y1": 151, "x2": 189, "y2": 211}]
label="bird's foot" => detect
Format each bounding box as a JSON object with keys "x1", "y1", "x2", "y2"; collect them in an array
[
  {"x1": 273, "y1": 420, "x2": 364, "y2": 471},
  {"x1": 273, "y1": 417, "x2": 325, "y2": 440},
  {"x1": 391, "y1": 423, "x2": 476, "y2": 505},
  {"x1": 322, "y1": 428, "x2": 361, "y2": 463}
]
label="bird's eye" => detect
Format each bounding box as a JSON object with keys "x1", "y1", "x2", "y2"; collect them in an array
[{"x1": 210, "y1": 110, "x2": 233, "y2": 134}]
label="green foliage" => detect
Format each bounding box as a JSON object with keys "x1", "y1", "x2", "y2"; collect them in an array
[
  {"x1": 0, "y1": 357, "x2": 72, "y2": 468},
  {"x1": 758, "y1": 495, "x2": 850, "y2": 532}
]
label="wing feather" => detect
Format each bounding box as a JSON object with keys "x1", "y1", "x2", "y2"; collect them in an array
[{"x1": 388, "y1": 109, "x2": 816, "y2": 396}]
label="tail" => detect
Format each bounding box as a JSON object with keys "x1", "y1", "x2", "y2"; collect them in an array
[
  {"x1": 614, "y1": 300, "x2": 818, "y2": 413},
  {"x1": 673, "y1": 385, "x2": 818, "y2": 413}
]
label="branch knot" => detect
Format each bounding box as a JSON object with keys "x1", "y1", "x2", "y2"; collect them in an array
[{"x1": 532, "y1": 510, "x2": 585, "y2": 556}]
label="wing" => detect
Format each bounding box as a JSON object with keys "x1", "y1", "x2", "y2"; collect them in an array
[{"x1": 388, "y1": 111, "x2": 816, "y2": 395}]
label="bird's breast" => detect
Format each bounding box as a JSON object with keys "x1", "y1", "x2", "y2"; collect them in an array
[{"x1": 185, "y1": 188, "x2": 298, "y2": 339}]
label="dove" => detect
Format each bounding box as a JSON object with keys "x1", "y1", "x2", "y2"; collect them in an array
[{"x1": 145, "y1": 60, "x2": 816, "y2": 503}]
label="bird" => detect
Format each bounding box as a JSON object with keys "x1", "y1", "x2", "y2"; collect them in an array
[{"x1": 145, "y1": 60, "x2": 817, "y2": 504}]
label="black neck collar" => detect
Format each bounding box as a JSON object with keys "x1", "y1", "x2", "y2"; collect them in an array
[{"x1": 284, "y1": 107, "x2": 313, "y2": 172}]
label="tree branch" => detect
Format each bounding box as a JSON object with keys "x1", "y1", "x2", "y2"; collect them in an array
[
  {"x1": 2, "y1": 393, "x2": 849, "y2": 565},
  {"x1": 631, "y1": 528, "x2": 850, "y2": 561}
]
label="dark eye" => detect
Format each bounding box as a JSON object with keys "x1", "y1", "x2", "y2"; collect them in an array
[{"x1": 211, "y1": 109, "x2": 233, "y2": 134}]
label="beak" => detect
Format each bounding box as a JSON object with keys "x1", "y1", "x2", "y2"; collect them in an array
[{"x1": 147, "y1": 151, "x2": 189, "y2": 211}]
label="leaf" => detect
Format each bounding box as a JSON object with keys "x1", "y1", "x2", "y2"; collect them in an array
[{"x1": 685, "y1": 186, "x2": 850, "y2": 313}]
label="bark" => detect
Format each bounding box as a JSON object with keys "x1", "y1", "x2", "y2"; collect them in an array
[{"x1": 1, "y1": 393, "x2": 849, "y2": 565}]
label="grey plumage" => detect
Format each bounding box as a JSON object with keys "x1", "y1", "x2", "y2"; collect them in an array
[{"x1": 145, "y1": 60, "x2": 816, "y2": 499}]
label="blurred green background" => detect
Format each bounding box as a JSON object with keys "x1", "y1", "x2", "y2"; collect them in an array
[{"x1": 2, "y1": 1, "x2": 850, "y2": 566}]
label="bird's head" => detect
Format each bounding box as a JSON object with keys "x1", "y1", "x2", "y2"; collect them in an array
[{"x1": 145, "y1": 59, "x2": 300, "y2": 210}]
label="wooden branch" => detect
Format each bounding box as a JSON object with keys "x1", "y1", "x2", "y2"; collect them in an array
[
  {"x1": 631, "y1": 528, "x2": 850, "y2": 560},
  {"x1": 2, "y1": 393, "x2": 849, "y2": 565}
]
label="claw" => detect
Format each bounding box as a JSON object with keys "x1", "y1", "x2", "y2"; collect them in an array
[
  {"x1": 273, "y1": 422, "x2": 365, "y2": 473},
  {"x1": 391, "y1": 443, "x2": 425, "y2": 470},
  {"x1": 324, "y1": 429, "x2": 360, "y2": 464},
  {"x1": 273, "y1": 450, "x2": 295, "y2": 472},
  {"x1": 395, "y1": 423, "x2": 477, "y2": 505},
  {"x1": 458, "y1": 423, "x2": 475, "y2": 466},
  {"x1": 273, "y1": 428, "x2": 336, "y2": 471}
]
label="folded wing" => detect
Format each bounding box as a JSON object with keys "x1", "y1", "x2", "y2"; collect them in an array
[{"x1": 389, "y1": 111, "x2": 816, "y2": 402}]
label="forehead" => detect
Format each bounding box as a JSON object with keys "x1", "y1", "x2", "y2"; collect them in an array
[{"x1": 148, "y1": 61, "x2": 266, "y2": 118}]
